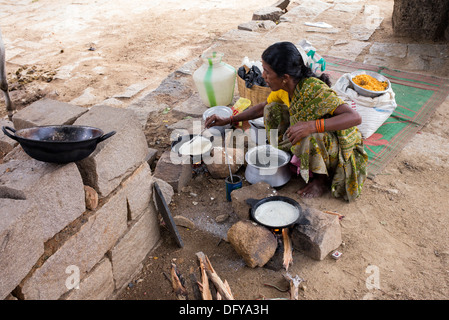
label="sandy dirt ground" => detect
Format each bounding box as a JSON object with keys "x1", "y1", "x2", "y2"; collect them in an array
[{"x1": 1, "y1": 0, "x2": 449, "y2": 301}]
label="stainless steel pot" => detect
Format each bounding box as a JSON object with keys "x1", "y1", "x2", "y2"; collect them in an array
[{"x1": 244, "y1": 145, "x2": 291, "y2": 187}]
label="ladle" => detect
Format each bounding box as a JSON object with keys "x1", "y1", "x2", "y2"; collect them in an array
[
  {"x1": 184, "y1": 120, "x2": 215, "y2": 148},
  {"x1": 225, "y1": 144, "x2": 233, "y2": 183},
  {"x1": 184, "y1": 126, "x2": 207, "y2": 148}
]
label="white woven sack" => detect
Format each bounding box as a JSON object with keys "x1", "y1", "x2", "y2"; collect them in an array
[{"x1": 332, "y1": 73, "x2": 397, "y2": 139}]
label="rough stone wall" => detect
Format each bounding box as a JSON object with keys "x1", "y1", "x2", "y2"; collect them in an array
[
  {"x1": 392, "y1": 0, "x2": 449, "y2": 41},
  {"x1": 0, "y1": 101, "x2": 161, "y2": 300}
]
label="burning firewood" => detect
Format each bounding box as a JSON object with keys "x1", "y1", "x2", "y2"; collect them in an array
[
  {"x1": 283, "y1": 272, "x2": 304, "y2": 300},
  {"x1": 196, "y1": 251, "x2": 234, "y2": 300},
  {"x1": 282, "y1": 228, "x2": 293, "y2": 271},
  {"x1": 170, "y1": 262, "x2": 188, "y2": 300}
]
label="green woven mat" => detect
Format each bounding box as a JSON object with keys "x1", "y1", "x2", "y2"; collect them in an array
[{"x1": 323, "y1": 55, "x2": 449, "y2": 178}]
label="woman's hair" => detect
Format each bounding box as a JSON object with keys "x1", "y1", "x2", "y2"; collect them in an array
[{"x1": 261, "y1": 41, "x2": 331, "y2": 87}]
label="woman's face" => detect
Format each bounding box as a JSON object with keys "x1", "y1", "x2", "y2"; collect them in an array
[{"x1": 262, "y1": 60, "x2": 284, "y2": 91}]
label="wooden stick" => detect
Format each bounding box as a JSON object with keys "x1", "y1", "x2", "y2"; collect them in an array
[
  {"x1": 323, "y1": 210, "x2": 344, "y2": 219},
  {"x1": 170, "y1": 262, "x2": 188, "y2": 300},
  {"x1": 189, "y1": 266, "x2": 202, "y2": 300},
  {"x1": 196, "y1": 252, "x2": 213, "y2": 300},
  {"x1": 196, "y1": 251, "x2": 234, "y2": 300},
  {"x1": 282, "y1": 228, "x2": 293, "y2": 271},
  {"x1": 204, "y1": 255, "x2": 234, "y2": 300},
  {"x1": 283, "y1": 273, "x2": 303, "y2": 300}
]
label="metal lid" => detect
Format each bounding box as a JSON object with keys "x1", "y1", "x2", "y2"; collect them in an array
[{"x1": 249, "y1": 117, "x2": 265, "y2": 128}]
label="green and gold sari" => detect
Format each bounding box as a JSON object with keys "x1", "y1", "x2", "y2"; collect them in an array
[{"x1": 264, "y1": 77, "x2": 368, "y2": 201}]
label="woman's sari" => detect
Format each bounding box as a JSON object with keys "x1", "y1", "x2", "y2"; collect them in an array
[{"x1": 264, "y1": 77, "x2": 368, "y2": 201}]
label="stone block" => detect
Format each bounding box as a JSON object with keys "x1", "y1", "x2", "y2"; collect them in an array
[
  {"x1": 272, "y1": 0, "x2": 290, "y2": 11},
  {"x1": 63, "y1": 258, "x2": 115, "y2": 300},
  {"x1": 0, "y1": 199, "x2": 44, "y2": 299},
  {"x1": 172, "y1": 92, "x2": 208, "y2": 118},
  {"x1": 0, "y1": 118, "x2": 17, "y2": 155},
  {"x1": 327, "y1": 40, "x2": 370, "y2": 60},
  {"x1": 153, "y1": 151, "x2": 192, "y2": 193},
  {"x1": 230, "y1": 182, "x2": 277, "y2": 220},
  {"x1": 128, "y1": 70, "x2": 195, "y2": 127},
  {"x1": 11, "y1": 98, "x2": 88, "y2": 130},
  {"x1": 167, "y1": 117, "x2": 203, "y2": 135},
  {"x1": 20, "y1": 188, "x2": 128, "y2": 300},
  {"x1": 205, "y1": 147, "x2": 243, "y2": 179},
  {"x1": 32, "y1": 163, "x2": 86, "y2": 241},
  {"x1": 252, "y1": 7, "x2": 284, "y2": 22},
  {"x1": 110, "y1": 208, "x2": 160, "y2": 289},
  {"x1": 74, "y1": 105, "x2": 149, "y2": 197},
  {"x1": 238, "y1": 21, "x2": 262, "y2": 32},
  {"x1": 349, "y1": 23, "x2": 382, "y2": 41},
  {"x1": 369, "y1": 42, "x2": 408, "y2": 58},
  {"x1": 113, "y1": 82, "x2": 149, "y2": 99},
  {"x1": 0, "y1": 159, "x2": 85, "y2": 241},
  {"x1": 152, "y1": 177, "x2": 174, "y2": 209},
  {"x1": 291, "y1": 207, "x2": 342, "y2": 261},
  {"x1": 284, "y1": 0, "x2": 332, "y2": 20},
  {"x1": 146, "y1": 147, "x2": 158, "y2": 167},
  {"x1": 2, "y1": 145, "x2": 30, "y2": 162},
  {"x1": 121, "y1": 162, "x2": 153, "y2": 220},
  {"x1": 227, "y1": 220, "x2": 278, "y2": 268}
]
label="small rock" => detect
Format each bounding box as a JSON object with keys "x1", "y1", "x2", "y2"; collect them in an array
[
  {"x1": 206, "y1": 147, "x2": 243, "y2": 179},
  {"x1": 84, "y1": 185, "x2": 98, "y2": 210},
  {"x1": 252, "y1": 6, "x2": 283, "y2": 22},
  {"x1": 173, "y1": 215, "x2": 195, "y2": 229},
  {"x1": 215, "y1": 214, "x2": 229, "y2": 223}
]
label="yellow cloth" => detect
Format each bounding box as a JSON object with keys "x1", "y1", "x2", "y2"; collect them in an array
[{"x1": 267, "y1": 89, "x2": 290, "y2": 106}]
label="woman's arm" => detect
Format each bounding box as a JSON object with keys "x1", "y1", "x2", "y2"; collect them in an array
[
  {"x1": 286, "y1": 103, "x2": 361, "y2": 145},
  {"x1": 205, "y1": 101, "x2": 267, "y2": 128}
]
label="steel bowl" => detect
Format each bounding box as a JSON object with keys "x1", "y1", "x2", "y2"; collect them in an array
[
  {"x1": 349, "y1": 70, "x2": 391, "y2": 98},
  {"x1": 202, "y1": 105, "x2": 232, "y2": 136}
]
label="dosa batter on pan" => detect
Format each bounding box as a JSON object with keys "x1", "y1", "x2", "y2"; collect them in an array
[
  {"x1": 178, "y1": 137, "x2": 211, "y2": 156},
  {"x1": 254, "y1": 201, "x2": 299, "y2": 226}
]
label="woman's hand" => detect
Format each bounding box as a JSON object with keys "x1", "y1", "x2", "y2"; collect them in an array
[
  {"x1": 285, "y1": 121, "x2": 315, "y2": 145},
  {"x1": 204, "y1": 114, "x2": 229, "y2": 128}
]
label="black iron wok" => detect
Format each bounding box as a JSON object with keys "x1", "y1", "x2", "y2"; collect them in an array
[
  {"x1": 2, "y1": 125, "x2": 116, "y2": 163},
  {"x1": 246, "y1": 196, "x2": 303, "y2": 229}
]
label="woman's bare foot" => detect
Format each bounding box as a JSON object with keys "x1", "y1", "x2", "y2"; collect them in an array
[{"x1": 297, "y1": 174, "x2": 328, "y2": 198}]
